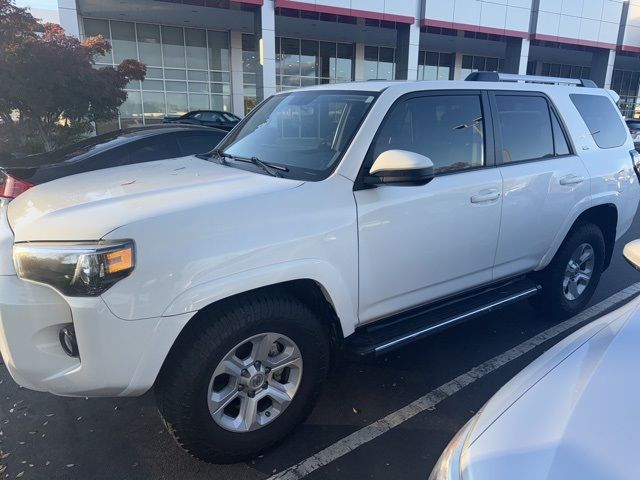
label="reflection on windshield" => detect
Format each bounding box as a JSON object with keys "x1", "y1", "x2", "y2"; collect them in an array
[{"x1": 221, "y1": 91, "x2": 376, "y2": 181}]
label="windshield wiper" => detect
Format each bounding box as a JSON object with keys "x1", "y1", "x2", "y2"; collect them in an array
[
  {"x1": 200, "y1": 149, "x2": 287, "y2": 178},
  {"x1": 197, "y1": 148, "x2": 234, "y2": 165},
  {"x1": 232, "y1": 155, "x2": 287, "y2": 178}
]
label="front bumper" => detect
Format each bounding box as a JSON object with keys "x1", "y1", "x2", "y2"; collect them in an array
[{"x1": 0, "y1": 275, "x2": 193, "y2": 397}]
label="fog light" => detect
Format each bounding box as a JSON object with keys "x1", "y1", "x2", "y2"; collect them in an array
[{"x1": 59, "y1": 325, "x2": 79, "y2": 357}]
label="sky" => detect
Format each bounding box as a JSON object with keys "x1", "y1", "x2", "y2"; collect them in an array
[{"x1": 15, "y1": 0, "x2": 58, "y2": 8}]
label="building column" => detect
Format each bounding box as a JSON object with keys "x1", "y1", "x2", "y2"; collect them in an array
[
  {"x1": 254, "y1": 2, "x2": 277, "y2": 102},
  {"x1": 395, "y1": 22, "x2": 420, "y2": 80},
  {"x1": 230, "y1": 31, "x2": 245, "y2": 116},
  {"x1": 453, "y1": 52, "x2": 463, "y2": 80},
  {"x1": 57, "y1": 0, "x2": 80, "y2": 38},
  {"x1": 354, "y1": 43, "x2": 365, "y2": 81},
  {"x1": 591, "y1": 49, "x2": 615, "y2": 88},
  {"x1": 504, "y1": 37, "x2": 529, "y2": 75}
]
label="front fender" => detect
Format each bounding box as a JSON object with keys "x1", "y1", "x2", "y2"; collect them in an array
[{"x1": 162, "y1": 259, "x2": 359, "y2": 337}]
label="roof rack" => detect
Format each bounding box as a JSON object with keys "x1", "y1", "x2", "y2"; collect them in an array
[{"x1": 465, "y1": 71, "x2": 597, "y2": 88}]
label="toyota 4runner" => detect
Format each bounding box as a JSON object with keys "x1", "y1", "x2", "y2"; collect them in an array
[{"x1": 1, "y1": 73, "x2": 639, "y2": 463}]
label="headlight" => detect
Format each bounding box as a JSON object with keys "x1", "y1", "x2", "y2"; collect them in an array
[
  {"x1": 428, "y1": 418, "x2": 475, "y2": 480},
  {"x1": 13, "y1": 240, "x2": 135, "y2": 296}
]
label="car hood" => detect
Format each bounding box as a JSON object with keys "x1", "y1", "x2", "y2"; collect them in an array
[
  {"x1": 463, "y1": 295, "x2": 640, "y2": 480},
  {"x1": 8, "y1": 155, "x2": 303, "y2": 242}
]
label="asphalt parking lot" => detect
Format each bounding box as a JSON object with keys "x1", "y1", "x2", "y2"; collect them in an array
[{"x1": 2, "y1": 212, "x2": 640, "y2": 480}]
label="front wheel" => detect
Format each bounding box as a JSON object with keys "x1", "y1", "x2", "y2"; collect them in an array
[
  {"x1": 531, "y1": 222, "x2": 605, "y2": 319},
  {"x1": 155, "y1": 292, "x2": 331, "y2": 463}
]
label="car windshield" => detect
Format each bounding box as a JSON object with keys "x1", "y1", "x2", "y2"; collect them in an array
[{"x1": 219, "y1": 90, "x2": 377, "y2": 181}]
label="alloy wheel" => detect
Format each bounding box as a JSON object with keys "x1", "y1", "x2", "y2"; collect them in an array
[{"x1": 207, "y1": 332, "x2": 303, "y2": 432}]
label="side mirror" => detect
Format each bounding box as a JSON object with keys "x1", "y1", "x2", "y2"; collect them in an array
[
  {"x1": 366, "y1": 150, "x2": 435, "y2": 187},
  {"x1": 623, "y1": 240, "x2": 640, "y2": 271}
]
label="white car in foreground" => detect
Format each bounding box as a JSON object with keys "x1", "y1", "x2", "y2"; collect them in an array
[{"x1": 430, "y1": 239, "x2": 640, "y2": 480}]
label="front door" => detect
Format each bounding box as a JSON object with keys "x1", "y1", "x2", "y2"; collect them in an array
[{"x1": 355, "y1": 92, "x2": 503, "y2": 323}]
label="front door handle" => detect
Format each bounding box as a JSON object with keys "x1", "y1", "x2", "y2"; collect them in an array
[
  {"x1": 471, "y1": 188, "x2": 501, "y2": 204},
  {"x1": 559, "y1": 174, "x2": 585, "y2": 186}
]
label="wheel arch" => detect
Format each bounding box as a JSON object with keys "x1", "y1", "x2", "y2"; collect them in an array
[
  {"x1": 157, "y1": 279, "x2": 345, "y2": 388},
  {"x1": 573, "y1": 203, "x2": 618, "y2": 270},
  {"x1": 541, "y1": 203, "x2": 618, "y2": 271}
]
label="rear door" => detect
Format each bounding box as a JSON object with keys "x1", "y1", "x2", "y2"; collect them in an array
[{"x1": 490, "y1": 92, "x2": 590, "y2": 279}]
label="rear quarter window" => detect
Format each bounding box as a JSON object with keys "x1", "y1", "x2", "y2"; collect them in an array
[{"x1": 570, "y1": 94, "x2": 628, "y2": 149}]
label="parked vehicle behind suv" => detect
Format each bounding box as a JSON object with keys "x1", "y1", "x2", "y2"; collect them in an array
[
  {"x1": 163, "y1": 110, "x2": 241, "y2": 131},
  {"x1": 0, "y1": 125, "x2": 227, "y2": 200},
  {"x1": 0, "y1": 73, "x2": 638, "y2": 464},
  {"x1": 0, "y1": 125, "x2": 227, "y2": 199},
  {"x1": 626, "y1": 118, "x2": 640, "y2": 151}
]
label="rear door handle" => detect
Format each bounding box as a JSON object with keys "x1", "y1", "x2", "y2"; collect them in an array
[
  {"x1": 559, "y1": 174, "x2": 585, "y2": 186},
  {"x1": 471, "y1": 188, "x2": 501, "y2": 204}
]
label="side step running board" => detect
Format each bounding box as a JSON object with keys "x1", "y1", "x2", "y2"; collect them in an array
[{"x1": 346, "y1": 277, "x2": 540, "y2": 357}]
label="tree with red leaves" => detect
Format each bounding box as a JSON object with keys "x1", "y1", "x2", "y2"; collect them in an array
[{"x1": 0, "y1": 0, "x2": 146, "y2": 152}]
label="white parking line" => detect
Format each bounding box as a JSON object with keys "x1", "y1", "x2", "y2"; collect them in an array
[{"x1": 267, "y1": 283, "x2": 640, "y2": 480}]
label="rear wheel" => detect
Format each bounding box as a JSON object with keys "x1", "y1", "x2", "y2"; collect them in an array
[
  {"x1": 155, "y1": 292, "x2": 331, "y2": 463},
  {"x1": 531, "y1": 222, "x2": 605, "y2": 319}
]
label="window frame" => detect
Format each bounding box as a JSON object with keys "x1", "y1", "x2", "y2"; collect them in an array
[
  {"x1": 488, "y1": 90, "x2": 575, "y2": 167},
  {"x1": 354, "y1": 89, "x2": 495, "y2": 190}
]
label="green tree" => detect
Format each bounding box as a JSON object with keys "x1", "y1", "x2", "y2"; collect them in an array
[{"x1": 0, "y1": 0, "x2": 146, "y2": 153}]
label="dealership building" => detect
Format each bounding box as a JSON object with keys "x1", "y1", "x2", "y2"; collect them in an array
[{"x1": 55, "y1": 0, "x2": 640, "y2": 131}]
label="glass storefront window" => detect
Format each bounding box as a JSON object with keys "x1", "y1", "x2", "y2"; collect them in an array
[
  {"x1": 166, "y1": 93, "x2": 188, "y2": 115},
  {"x1": 111, "y1": 21, "x2": 137, "y2": 64},
  {"x1": 209, "y1": 31, "x2": 230, "y2": 71},
  {"x1": 83, "y1": 18, "x2": 113, "y2": 64},
  {"x1": 242, "y1": 34, "x2": 259, "y2": 114},
  {"x1": 336, "y1": 43, "x2": 353, "y2": 81},
  {"x1": 277, "y1": 37, "x2": 354, "y2": 90},
  {"x1": 146, "y1": 67, "x2": 164, "y2": 79},
  {"x1": 300, "y1": 40, "x2": 318, "y2": 78},
  {"x1": 137, "y1": 24, "x2": 162, "y2": 67},
  {"x1": 364, "y1": 45, "x2": 395, "y2": 80},
  {"x1": 419, "y1": 51, "x2": 453, "y2": 81},
  {"x1": 281, "y1": 38, "x2": 300, "y2": 76},
  {"x1": 461, "y1": 55, "x2": 505, "y2": 79},
  {"x1": 189, "y1": 93, "x2": 210, "y2": 110},
  {"x1": 120, "y1": 90, "x2": 143, "y2": 119},
  {"x1": 162, "y1": 26, "x2": 186, "y2": 69},
  {"x1": 83, "y1": 18, "x2": 232, "y2": 127},
  {"x1": 142, "y1": 91, "x2": 166, "y2": 120},
  {"x1": 185, "y1": 28, "x2": 208, "y2": 70}
]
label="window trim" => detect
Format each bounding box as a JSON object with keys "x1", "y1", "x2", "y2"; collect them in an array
[
  {"x1": 354, "y1": 89, "x2": 495, "y2": 190},
  {"x1": 489, "y1": 90, "x2": 576, "y2": 167}
]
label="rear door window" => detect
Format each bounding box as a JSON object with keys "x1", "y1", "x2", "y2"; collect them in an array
[
  {"x1": 494, "y1": 95, "x2": 555, "y2": 163},
  {"x1": 570, "y1": 94, "x2": 627, "y2": 149}
]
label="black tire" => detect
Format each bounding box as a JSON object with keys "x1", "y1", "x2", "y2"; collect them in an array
[
  {"x1": 530, "y1": 222, "x2": 605, "y2": 320},
  {"x1": 155, "y1": 291, "x2": 331, "y2": 464}
]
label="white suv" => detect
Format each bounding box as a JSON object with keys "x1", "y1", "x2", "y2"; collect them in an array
[{"x1": 1, "y1": 73, "x2": 638, "y2": 463}]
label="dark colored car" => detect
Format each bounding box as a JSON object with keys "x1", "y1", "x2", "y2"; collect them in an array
[
  {"x1": 626, "y1": 118, "x2": 640, "y2": 151},
  {"x1": 0, "y1": 125, "x2": 227, "y2": 200},
  {"x1": 163, "y1": 110, "x2": 241, "y2": 131}
]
